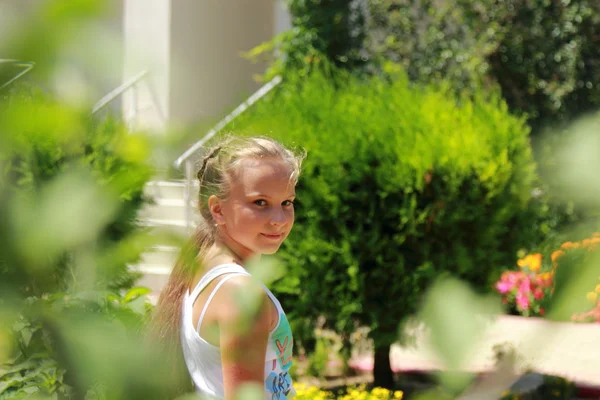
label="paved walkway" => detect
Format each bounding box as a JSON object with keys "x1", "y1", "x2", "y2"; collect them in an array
[{"x1": 350, "y1": 315, "x2": 600, "y2": 388}]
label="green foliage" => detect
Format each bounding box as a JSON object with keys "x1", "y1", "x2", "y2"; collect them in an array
[
  {"x1": 420, "y1": 278, "x2": 501, "y2": 391},
  {"x1": 549, "y1": 242, "x2": 600, "y2": 322},
  {"x1": 535, "y1": 112, "x2": 600, "y2": 211},
  {"x1": 245, "y1": 0, "x2": 370, "y2": 79},
  {"x1": 0, "y1": 67, "x2": 158, "y2": 399},
  {"x1": 266, "y1": 1, "x2": 600, "y2": 132},
  {"x1": 305, "y1": 336, "x2": 330, "y2": 379},
  {"x1": 0, "y1": 288, "x2": 151, "y2": 399},
  {"x1": 231, "y1": 65, "x2": 544, "y2": 374},
  {"x1": 368, "y1": 0, "x2": 600, "y2": 132},
  {"x1": 0, "y1": 84, "x2": 154, "y2": 294},
  {"x1": 285, "y1": 0, "x2": 369, "y2": 70},
  {"x1": 487, "y1": 0, "x2": 600, "y2": 131},
  {"x1": 369, "y1": 0, "x2": 498, "y2": 93}
]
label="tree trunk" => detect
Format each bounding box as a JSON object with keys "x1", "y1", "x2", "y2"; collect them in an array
[{"x1": 373, "y1": 343, "x2": 395, "y2": 389}]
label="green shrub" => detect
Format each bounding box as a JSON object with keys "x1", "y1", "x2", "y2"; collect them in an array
[
  {"x1": 281, "y1": 0, "x2": 369, "y2": 71},
  {"x1": 0, "y1": 288, "x2": 152, "y2": 399},
  {"x1": 306, "y1": 335, "x2": 331, "y2": 379},
  {"x1": 0, "y1": 83, "x2": 159, "y2": 399},
  {"x1": 369, "y1": 0, "x2": 600, "y2": 132},
  {"x1": 270, "y1": 1, "x2": 600, "y2": 133},
  {"x1": 231, "y1": 64, "x2": 544, "y2": 386},
  {"x1": 369, "y1": 0, "x2": 497, "y2": 93},
  {"x1": 0, "y1": 85, "x2": 153, "y2": 294},
  {"x1": 0, "y1": 2, "x2": 175, "y2": 398}
]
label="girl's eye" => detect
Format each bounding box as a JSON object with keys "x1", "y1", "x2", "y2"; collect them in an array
[
  {"x1": 283, "y1": 200, "x2": 295, "y2": 207},
  {"x1": 254, "y1": 200, "x2": 267, "y2": 206}
]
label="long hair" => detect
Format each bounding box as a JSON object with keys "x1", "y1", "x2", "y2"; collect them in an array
[{"x1": 148, "y1": 135, "x2": 305, "y2": 397}]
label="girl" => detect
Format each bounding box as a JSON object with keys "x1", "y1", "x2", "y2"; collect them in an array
[{"x1": 152, "y1": 136, "x2": 304, "y2": 400}]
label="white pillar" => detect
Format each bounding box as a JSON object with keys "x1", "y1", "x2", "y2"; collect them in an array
[{"x1": 122, "y1": 0, "x2": 171, "y2": 132}]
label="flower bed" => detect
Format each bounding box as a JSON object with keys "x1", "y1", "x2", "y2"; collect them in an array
[
  {"x1": 295, "y1": 374, "x2": 575, "y2": 400},
  {"x1": 295, "y1": 384, "x2": 404, "y2": 400},
  {"x1": 496, "y1": 232, "x2": 600, "y2": 321}
]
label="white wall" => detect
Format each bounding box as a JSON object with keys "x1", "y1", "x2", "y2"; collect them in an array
[{"x1": 169, "y1": 0, "x2": 276, "y2": 125}]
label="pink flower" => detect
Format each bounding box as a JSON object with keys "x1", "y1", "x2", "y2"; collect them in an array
[
  {"x1": 519, "y1": 276, "x2": 532, "y2": 294},
  {"x1": 516, "y1": 292, "x2": 530, "y2": 310},
  {"x1": 533, "y1": 288, "x2": 544, "y2": 300},
  {"x1": 496, "y1": 281, "x2": 515, "y2": 294}
]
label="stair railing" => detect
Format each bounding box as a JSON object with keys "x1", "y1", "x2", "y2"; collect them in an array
[
  {"x1": 0, "y1": 59, "x2": 35, "y2": 90},
  {"x1": 174, "y1": 76, "x2": 282, "y2": 232},
  {"x1": 91, "y1": 70, "x2": 166, "y2": 131}
]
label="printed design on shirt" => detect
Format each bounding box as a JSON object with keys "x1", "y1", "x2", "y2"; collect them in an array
[
  {"x1": 271, "y1": 312, "x2": 293, "y2": 370},
  {"x1": 265, "y1": 371, "x2": 292, "y2": 400},
  {"x1": 265, "y1": 312, "x2": 294, "y2": 399}
]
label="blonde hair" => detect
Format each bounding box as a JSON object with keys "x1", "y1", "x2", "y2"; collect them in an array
[{"x1": 149, "y1": 135, "x2": 304, "y2": 395}]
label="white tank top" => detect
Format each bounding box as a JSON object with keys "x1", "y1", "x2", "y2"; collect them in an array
[{"x1": 181, "y1": 264, "x2": 295, "y2": 399}]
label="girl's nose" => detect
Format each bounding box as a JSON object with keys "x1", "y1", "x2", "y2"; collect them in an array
[{"x1": 269, "y1": 207, "x2": 287, "y2": 226}]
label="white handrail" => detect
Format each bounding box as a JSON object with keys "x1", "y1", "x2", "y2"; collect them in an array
[
  {"x1": 0, "y1": 59, "x2": 35, "y2": 90},
  {"x1": 173, "y1": 75, "x2": 282, "y2": 169},
  {"x1": 91, "y1": 70, "x2": 149, "y2": 114}
]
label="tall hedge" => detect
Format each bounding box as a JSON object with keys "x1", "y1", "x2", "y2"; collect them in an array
[
  {"x1": 231, "y1": 65, "x2": 543, "y2": 387},
  {"x1": 275, "y1": 0, "x2": 600, "y2": 133},
  {"x1": 369, "y1": 0, "x2": 600, "y2": 132}
]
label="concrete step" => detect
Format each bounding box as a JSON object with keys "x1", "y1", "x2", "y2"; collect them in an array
[
  {"x1": 136, "y1": 179, "x2": 201, "y2": 301},
  {"x1": 139, "y1": 245, "x2": 180, "y2": 266},
  {"x1": 138, "y1": 198, "x2": 199, "y2": 221},
  {"x1": 140, "y1": 218, "x2": 195, "y2": 239},
  {"x1": 145, "y1": 180, "x2": 199, "y2": 201}
]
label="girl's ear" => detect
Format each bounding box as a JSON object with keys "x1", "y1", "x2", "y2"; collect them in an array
[{"x1": 208, "y1": 195, "x2": 224, "y2": 225}]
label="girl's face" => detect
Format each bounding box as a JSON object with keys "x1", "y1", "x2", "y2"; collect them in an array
[{"x1": 211, "y1": 157, "x2": 296, "y2": 259}]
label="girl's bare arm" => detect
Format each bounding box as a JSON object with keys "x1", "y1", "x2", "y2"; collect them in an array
[{"x1": 217, "y1": 275, "x2": 274, "y2": 400}]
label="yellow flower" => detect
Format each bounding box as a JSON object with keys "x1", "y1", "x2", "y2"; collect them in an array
[
  {"x1": 539, "y1": 271, "x2": 553, "y2": 281},
  {"x1": 560, "y1": 241, "x2": 580, "y2": 250},
  {"x1": 517, "y1": 253, "x2": 542, "y2": 272},
  {"x1": 595, "y1": 284, "x2": 600, "y2": 293},
  {"x1": 587, "y1": 291, "x2": 598, "y2": 303},
  {"x1": 551, "y1": 250, "x2": 565, "y2": 264}
]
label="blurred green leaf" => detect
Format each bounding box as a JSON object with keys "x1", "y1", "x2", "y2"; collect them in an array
[
  {"x1": 549, "y1": 114, "x2": 600, "y2": 209},
  {"x1": 548, "y1": 250, "x2": 600, "y2": 321},
  {"x1": 10, "y1": 169, "x2": 119, "y2": 269},
  {"x1": 420, "y1": 278, "x2": 502, "y2": 391},
  {"x1": 123, "y1": 287, "x2": 152, "y2": 304},
  {"x1": 125, "y1": 296, "x2": 146, "y2": 316},
  {"x1": 245, "y1": 256, "x2": 286, "y2": 286},
  {"x1": 234, "y1": 382, "x2": 263, "y2": 400}
]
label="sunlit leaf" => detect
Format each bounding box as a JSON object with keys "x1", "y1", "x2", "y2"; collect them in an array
[
  {"x1": 234, "y1": 382, "x2": 263, "y2": 400},
  {"x1": 245, "y1": 256, "x2": 286, "y2": 286},
  {"x1": 420, "y1": 278, "x2": 502, "y2": 391},
  {"x1": 123, "y1": 287, "x2": 152, "y2": 303},
  {"x1": 11, "y1": 169, "x2": 119, "y2": 270},
  {"x1": 547, "y1": 251, "x2": 600, "y2": 321}
]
